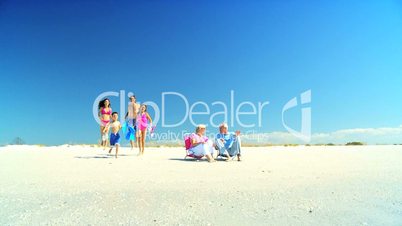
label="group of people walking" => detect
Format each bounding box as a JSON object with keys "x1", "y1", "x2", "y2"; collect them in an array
[
  {"x1": 98, "y1": 95, "x2": 152, "y2": 158},
  {"x1": 97, "y1": 96, "x2": 242, "y2": 161}
]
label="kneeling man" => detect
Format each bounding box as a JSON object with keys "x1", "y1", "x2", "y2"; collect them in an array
[{"x1": 215, "y1": 123, "x2": 242, "y2": 161}]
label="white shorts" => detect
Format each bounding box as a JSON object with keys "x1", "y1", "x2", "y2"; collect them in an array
[{"x1": 189, "y1": 140, "x2": 215, "y2": 156}]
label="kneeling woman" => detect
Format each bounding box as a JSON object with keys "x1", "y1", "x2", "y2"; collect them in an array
[{"x1": 189, "y1": 124, "x2": 215, "y2": 162}]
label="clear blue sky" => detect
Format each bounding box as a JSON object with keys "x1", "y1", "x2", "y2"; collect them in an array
[{"x1": 1, "y1": 0, "x2": 402, "y2": 145}]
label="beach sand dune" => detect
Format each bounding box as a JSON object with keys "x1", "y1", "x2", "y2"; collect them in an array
[{"x1": 0, "y1": 145, "x2": 401, "y2": 226}]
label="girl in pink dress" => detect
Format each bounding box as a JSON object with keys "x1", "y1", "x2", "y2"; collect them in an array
[{"x1": 137, "y1": 104, "x2": 152, "y2": 155}]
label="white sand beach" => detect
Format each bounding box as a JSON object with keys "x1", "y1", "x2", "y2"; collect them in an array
[{"x1": 0, "y1": 145, "x2": 401, "y2": 226}]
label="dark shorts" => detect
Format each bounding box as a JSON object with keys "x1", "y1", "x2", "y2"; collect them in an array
[
  {"x1": 133, "y1": 118, "x2": 137, "y2": 131},
  {"x1": 127, "y1": 117, "x2": 137, "y2": 131},
  {"x1": 110, "y1": 133, "x2": 121, "y2": 146}
]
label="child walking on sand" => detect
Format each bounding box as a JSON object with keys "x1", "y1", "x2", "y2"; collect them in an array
[
  {"x1": 104, "y1": 112, "x2": 122, "y2": 158},
  {"x1": 137, "y1": 104, "x2": 152, "y2": 156}
]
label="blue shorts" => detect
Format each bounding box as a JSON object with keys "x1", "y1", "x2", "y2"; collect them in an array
[{"x1": 110, "y1": 133, "x2": 121, "y2": 146}]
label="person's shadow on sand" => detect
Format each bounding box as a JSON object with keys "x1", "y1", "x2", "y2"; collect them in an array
[
  {"x1": 74, "y1": 154, "x2": 134, "y2": 159},
  {"x1": 168, "y1": 158, "x2": 213, "y2": 162},
  {"x1": 168, "y1": 157, "x2": 237, "y2": 162},
  {"x1": 75, "y1": 155, "x2": 111, "y2": 159}
]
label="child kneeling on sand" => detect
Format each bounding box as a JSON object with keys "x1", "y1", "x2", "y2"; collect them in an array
[{"x1": 104, "y1": 112, "x2": 122, "y2": 158}]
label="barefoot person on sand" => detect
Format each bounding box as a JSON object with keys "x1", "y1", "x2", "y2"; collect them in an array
[
  {"x1": 188, "y1": 124, "x2": 215, "y2": 162},
  {"x1": 137, "y1": 104, "x2": 152, "y2": 156},
  {"x1": 104, "y1": 112, "x2": 122, "y2": 158},
  {"x1": 98, "y1": 98, "x2": 112, "y2": 149},
  {"x1": 215, "y1": 122, "x2": 242, "y2": 161},
  {"x1": 125, "y1": 95, "x2": 140, "y2": 150}
]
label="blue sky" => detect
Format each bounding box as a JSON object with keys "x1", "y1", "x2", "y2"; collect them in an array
[{"x1": 1, "y1": 0, "x2": 402, "y2": 145}]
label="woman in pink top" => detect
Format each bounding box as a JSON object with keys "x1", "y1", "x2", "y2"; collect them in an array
[
  {"x1": 98, "y1": 98, "x2": 112, "y2": 149},
  {"x1": 189, "y1": 124, "x2": 215, "y2": 162}
]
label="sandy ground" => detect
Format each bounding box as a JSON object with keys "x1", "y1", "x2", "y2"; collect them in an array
[{"x1": 0, "y1": 145, "x2": 401, "y2": 226}]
